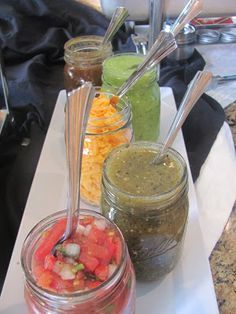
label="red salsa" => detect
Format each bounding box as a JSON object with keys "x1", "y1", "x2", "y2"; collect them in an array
[
  {"x1": 22, "y1": 210, "x2": 135, "y2": 313},
  {"x1": 32, "y1": 216, "x2": 122, "y2": 294}
]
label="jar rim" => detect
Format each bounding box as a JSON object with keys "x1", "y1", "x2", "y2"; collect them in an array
[
  {"x1": 102, "y1": 53, "x2": 157, "y2": 87},
  {"x1": 21, "y1": 209, "x2": 126, "y2": 301},
  {"x1": 64, "y1": 35, "x2": 112, "y2": 66},
  {"x1": 82, "y1": 89, "x2": 132, "y2": 136},
  {"x1": 102, "y1": 142, "x2": 188, "y2": 209}
]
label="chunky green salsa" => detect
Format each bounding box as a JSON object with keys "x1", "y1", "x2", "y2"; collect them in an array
[
  {"x1": 105, "y1": 146, "x2": 182, "y2": 196},
  {"x1": 101, "y1": 143, "x2": 188, "y2": 281}
]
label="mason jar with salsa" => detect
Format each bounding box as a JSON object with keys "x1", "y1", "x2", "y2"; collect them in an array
[
  {"x1": 64, "y1": 35, "x2": 113, "y2": 90},
  {"x1": 21, "y1": 209, "x2": 136, "y2": 313},
  {"x1": 102, "y1": 53, "x2": 160, "y2": 141},
  {"x1": 101, "y1": 142, "x2": 189, "y2": 281}
]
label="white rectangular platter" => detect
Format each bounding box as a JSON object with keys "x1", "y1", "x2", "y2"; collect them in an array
[{"x1": 0, "y1": 87, "x2": 219, "y2": 314}]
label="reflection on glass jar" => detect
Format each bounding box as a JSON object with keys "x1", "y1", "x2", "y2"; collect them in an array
[
  {"x1": 101, "y1": 142, "x2": 189, "y2": 281},
  {"x1": 102, "y1": 53, "x2": 160, "y2": 141},
  {"x1": 81, "y1": 91, "x2": 133, "y2": 206},
  {"x1": 64, "y1": 35, "x2": 113, "y2": 90},
  {"x1": 21, "y1": 210, "x2": 136, "y2": 314}
]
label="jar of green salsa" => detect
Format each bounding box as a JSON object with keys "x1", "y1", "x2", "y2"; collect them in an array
[
  {"x1": 102, "y1": 53, "x2": 160, "y2": 141},
  {"x1": 101, "y1": 142, "x2": 189, "y2": 281}
]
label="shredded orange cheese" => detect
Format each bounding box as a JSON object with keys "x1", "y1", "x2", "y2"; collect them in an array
[{"x1": 81, "y1": 94, "x2": 132, "y2": 205}]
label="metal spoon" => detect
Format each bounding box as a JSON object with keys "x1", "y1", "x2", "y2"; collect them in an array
[
  {"x1": 102, "y1": 7, "x2": 129, "y2": 45},
  {"x1": 110, "y1": 31, "x2": 177, "y2": 105},
  {"x1": 171, "y1": 0, "x2": 203, "y2": 37},
  {"x1": 52, "y1": 82, "x2": 95, "y2": 254},
  {"x1": 110, "y1": 0, "x2": 203, "y2": 103},
  {"x1": 152, "y1": 70, "x2": 212, "y2": 165}
]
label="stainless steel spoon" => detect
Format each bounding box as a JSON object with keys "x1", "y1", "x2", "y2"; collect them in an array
[
  {"x1": 110, "y1": 31, "x2": 177, "y2": 103},
  {"x1": 171, "y1": 0, "x2": 203, "y2": 37},
  {"x1": 52, "y1": 82, "x2": 95, "y2": 254},
  {"x1": 112, "y1": 0, "x2": 203, "y2": 101},
  {"x1": 152, "y1": 70, "x2": 212, "y2": 165},
  {"x1": 102, "y1": 7, "x2": 129, "y2": 45}
]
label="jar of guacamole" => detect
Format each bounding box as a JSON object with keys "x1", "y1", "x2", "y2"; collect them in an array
[
  {"x1": 101, "y1": 142, "x2": 189, "y2": 281},
  {"x1": 102, "y1": 53, "x2": 160, "y2": 141},
  {"x1": 64, "y1": 35, "x2": 113, "y2": 90}
]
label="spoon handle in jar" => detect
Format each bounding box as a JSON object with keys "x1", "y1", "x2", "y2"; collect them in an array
[
  {"x1": 117, "y1": 31, "x2": 177, "y2": 98},
  {"x1": 64, "y1": 82, "x2": 95, "y2": 239},
  {"x1": 102, "y1": 7, "x2": 129, "y2": 45},
  {"x1": 153, "y1": 70, "x2": 212, "y2": 164},
  {"x1": 171, "y1": 0, "x2": 203, "y2": 37}
]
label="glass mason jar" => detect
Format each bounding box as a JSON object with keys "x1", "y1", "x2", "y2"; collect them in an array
[
  {"x1": 102, "y1": 53, "x2": 160, "y2": 142},
  {"x1": 64, "y1": 35, "x2": 113, "y2": 90},
  {"x1": 21, "y1": 209, "x2": 136, "y2": 314},
  {"x1": 101, "y1": 142, "x2": 189, "y2": 281},
  {"x1": 81, "y1": 91, "x2": 133, "y2": 206}
]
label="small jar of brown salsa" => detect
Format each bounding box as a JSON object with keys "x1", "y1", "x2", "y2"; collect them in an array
[{"x1": 64, "y1": 35, "x2": 113, "y2": 90}]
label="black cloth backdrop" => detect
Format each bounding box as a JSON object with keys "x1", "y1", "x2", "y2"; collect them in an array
[{"x1": 0, "y1": 0, "x2": 225, "y2": 292}]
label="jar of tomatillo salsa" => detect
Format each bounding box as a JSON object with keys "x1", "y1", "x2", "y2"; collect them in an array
[
  {"x1": 64, "y1": 35, "x2": 113, "y2": 90},
  {"x1": 81, "y1": 90, "x2": 133, "y2": 206},
  {"x1": 101, "y1": 142, "x2": 189, "y2": 281},
  {"x1": 21, "y1": 209, "x2": 135, "y2": 313}
]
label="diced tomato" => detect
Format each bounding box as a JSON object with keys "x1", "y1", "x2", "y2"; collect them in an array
[
  {"x1": 56, "y1": 252, "x2": 66, "y2": 262},
  {"x1": 33, "y1": 264, "x2": 45, "y2": 280},
  {"x1": 73, "y1": 278, "x2": 85, "y2": 290},
  {"x1": 79, "y1": 252, "x2": 99, "y2": 272},
  {"x1": 86, "y1": 280, "x2": 101, "y2": 289},
  {"x1": 87, "y1": 226, "x2": 107, "y2": 245},
  {"x1": 34, "y1": 218, "x2": 67, "y2": 262},
  {"x1": 44, "y1": 254, "x2": 57, "y2": 271},
  {"x1": 85, "y1": 243, "x2": 112, "y2": 264},
  {"x1": 76, "y1": 271, "x2": 85, "y2": 280},
  {"x1": 95, "y1": 265, "x2": 109, "y2": 281},
  {"x1": 104, "y1": 237, "x2": 116, "y2": 257},
  {"x1": 37, "y1": 270, "x2": 54, "y2": 289},
  {"x1": 50, "y1": 273, "x2": 73, "y2": 293},
  {"x1": 114, "y1": 237, "x2": 122, "y2": 264},
  {"x1": 80, "y1": 216, "x2": 94, "y2": 226},
  {"x1": 32, "y1": 215, "x2": 122, "y2": 294}
]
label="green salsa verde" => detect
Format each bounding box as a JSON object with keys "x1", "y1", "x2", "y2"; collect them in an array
[
  {"x1": 102, "y1": 54, "x2": 160, "y2": 141},
  {"x1": 105, "y1": 147, "x2": 182, "y2": 197},
  {"x1": 101, "y1": 142, "x2": 189, "y2": 281}
]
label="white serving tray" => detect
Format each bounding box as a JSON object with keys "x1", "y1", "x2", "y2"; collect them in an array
[{"x1": 0, "y1": 87, "x2": 218, "y2": 314}]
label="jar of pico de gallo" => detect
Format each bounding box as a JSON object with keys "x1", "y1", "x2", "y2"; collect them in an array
[{"x1": 21, "y1": 209, "x2": 135, "y2": 314}]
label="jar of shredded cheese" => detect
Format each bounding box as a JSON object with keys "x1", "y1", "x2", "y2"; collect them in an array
[{"x1": 81, "y1": 91, "x2": 133, "y2": 206}]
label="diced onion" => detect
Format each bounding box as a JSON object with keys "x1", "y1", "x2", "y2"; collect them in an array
[
  {"x1": 64, "y1": 243, "x2": 80, "y2": 257},
  {"x1": 84, "y1": 224, "x2": 92, "y2": 236},
  {"x1": 65, "y1": 257, "x2": 75, "y2": 264},
  {"x1": 59, "y1": 265, "x2": 75, "y2": 280},
  {"x1": 108, "y1": 264, "x2": 117, "y2": 277},
  {"x1": 76, "y1": 224, "x2": 86, "y2": 234},
  {"x1": 53, "y1": 260, "x2": 64, "y2": 274},
  {"x1": 94, "y1": 219, "x2": 106, "y2": 231}
]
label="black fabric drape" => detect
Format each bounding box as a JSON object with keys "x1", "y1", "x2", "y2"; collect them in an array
[
  {"x1": 160, "y1": 50, "x2": 225, "y2": 180},
  {"x1": 0, "y1": 0, "x2": 225, "y2": 292}
]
